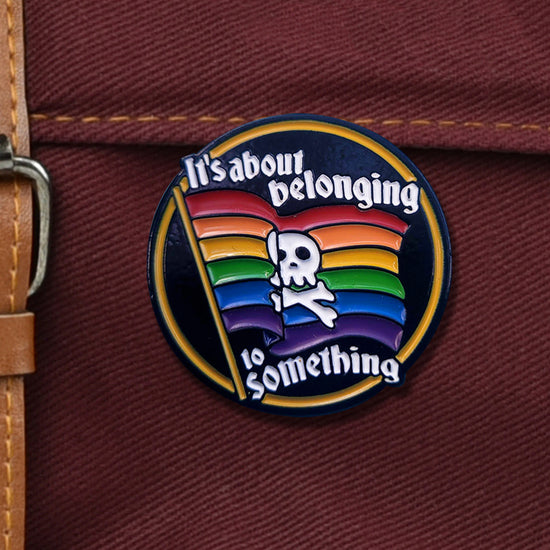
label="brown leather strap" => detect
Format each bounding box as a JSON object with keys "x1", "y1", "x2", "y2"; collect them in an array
[
  {"x1": 0, "y1": 0, "x2": 34, "y2": 548},
  {"x1": 0, "y1": 314, "x2": 34, "y2": 376},
  {"x1": 0, "y1": 0, "x2": 29, "y2": 156}
]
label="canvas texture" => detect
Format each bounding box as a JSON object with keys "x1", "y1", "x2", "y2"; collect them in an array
[{"x1": 21, "y1": 1, "x2": 550, "y2": 548}]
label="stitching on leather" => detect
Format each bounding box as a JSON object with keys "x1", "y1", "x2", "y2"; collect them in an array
[
  {"x1": 6, "y1": 0, "x2": 18, "y2": 315},
  {"x1": 29, "y1": 113, "x2": 550, "y2": 131},
  {"x1": 6, "y1": 1, "x2": 16, "y2": 150},
  {"x1": 5, "y1": 0, "x2": 18, "y2": 547},
  {"x1": 9, "y1": 183, "x2": 19, "y2": 316},
  {"x1": 3, "y1": 380, "x2": 12, "y2": 550}
]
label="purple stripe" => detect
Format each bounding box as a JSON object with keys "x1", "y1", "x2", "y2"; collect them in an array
[
  {"x1": 270, "y1": 315, "x2": 403, "y2": 356},
  {"x1": 223, "y1": 306, "x2": 283, "y2": 336}
]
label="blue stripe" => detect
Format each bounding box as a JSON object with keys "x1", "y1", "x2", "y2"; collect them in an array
[
  {"x1": 283, "y1": 305, "x2": 318, "y2": 326},
  {"x1": 214, "y1": 280, "x2": 273, "y2": 310},
  {"x1": 283, "y1": 291, "x2": 406, "y2": 326}
]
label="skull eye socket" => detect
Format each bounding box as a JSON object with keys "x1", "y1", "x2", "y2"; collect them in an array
[
  {"x1": 296, "y1": 246, "x2": 311, "y2": 260},
  {"x1": 278, "y1": 248, "x2": 287, "y2": 260}
]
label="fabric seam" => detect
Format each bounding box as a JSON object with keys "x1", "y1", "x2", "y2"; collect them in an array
[{"x1": 29, "y1": 113, "x2": 550, "y2": 132}]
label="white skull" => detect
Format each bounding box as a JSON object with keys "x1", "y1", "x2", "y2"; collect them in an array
[{"x1": 267, "y1": 231, "x2": 321, "y2": 287}]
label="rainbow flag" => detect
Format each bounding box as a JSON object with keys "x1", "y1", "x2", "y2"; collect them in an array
[{"x1": 185, "y1": 190, "x2": 409, "y2": 356}]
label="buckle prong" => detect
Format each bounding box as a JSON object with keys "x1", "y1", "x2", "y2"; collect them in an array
[{"x1": 0, "y1": 134, "x2": 51, "y2": 296}]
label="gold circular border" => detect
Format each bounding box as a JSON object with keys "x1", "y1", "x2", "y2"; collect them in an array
[{"x1": 152, "y1": 119, "x2": 445, "y2": 409}]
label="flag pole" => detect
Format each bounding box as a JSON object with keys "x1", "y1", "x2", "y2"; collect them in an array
[{"x1": 173, "y1": 180, "x2": 246, "y2": 400}]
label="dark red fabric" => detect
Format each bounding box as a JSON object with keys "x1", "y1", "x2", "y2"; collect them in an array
[
  {"x1": 20, "y1": 0, "x2": 550, "y2": 548},
  {"x1": 26, "y1": 145, "x2": 550, "y2": 549},
  {"x1": 24, "y1": 0, "x2": 550, "y2": 154}
]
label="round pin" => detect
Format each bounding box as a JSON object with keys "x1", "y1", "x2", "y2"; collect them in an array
[{"x1": 147, "y1": 114, "x2": 451, "y2": 416}]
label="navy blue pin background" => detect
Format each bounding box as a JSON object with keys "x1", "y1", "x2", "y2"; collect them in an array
[{"x1": 148, "y1": 114, "x2": 451, "y2": 416}]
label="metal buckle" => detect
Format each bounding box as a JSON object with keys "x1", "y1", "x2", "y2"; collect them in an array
[{"x1": 0, "y1": 134, "x2": 51, "y2": 296}]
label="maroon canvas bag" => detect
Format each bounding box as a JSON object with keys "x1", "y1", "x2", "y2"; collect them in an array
[{"x1": 1, "y1": 1, "x2": 548, "y2": 548}]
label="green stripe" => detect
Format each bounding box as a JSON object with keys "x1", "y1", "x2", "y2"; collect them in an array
[
  {"x1": 207, "y1": 258, "x2": 275, "y2": 286},
  {"x1": 318, "y1": 268, "x2": 405, "y2": 298}
]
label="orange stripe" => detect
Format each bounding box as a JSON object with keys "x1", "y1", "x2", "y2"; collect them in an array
[
  {"x1": 310, "y1": 224, "x2": 402, "y2": 251},
  {"x1": 193, "y1": 216, "x2": 273, "y2": 238}
]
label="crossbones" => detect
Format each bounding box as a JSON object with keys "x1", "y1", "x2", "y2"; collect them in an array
[
  {"x1": 267, "y1": 230, "x2": 337, "y2": 328},
  {"x1": 271, "y1": 282, "x2": 337, "y2": 328}
]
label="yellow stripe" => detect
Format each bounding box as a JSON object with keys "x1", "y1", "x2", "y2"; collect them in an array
[
  {"x1": 173, "y1": 184, "x2": 247, "y2": 400},
  {"x1": 396, "y1": 190, "x2": 444, "y2": 362},
  {"x1": 199, "y1": 236, "x2": 268, "y2": 262},
  {"x1": 153, "y1": 198, "x2": 234, "y2": 393},
  {"x1": 262, "y1": 376, "x2": 382, "y2": 408},
  {"x1": 322, "y1": 248, "x2": 399, "y2": 273},
  {"x1": 210, "y1": 120, "x2": 416, "y2": 182}
]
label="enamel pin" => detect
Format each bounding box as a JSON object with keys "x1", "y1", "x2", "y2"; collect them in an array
[{"x1": 148, "y1": 115, "x2": 451, "y2": 415}]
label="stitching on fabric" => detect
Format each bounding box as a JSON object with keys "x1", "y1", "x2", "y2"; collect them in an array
[
  {"x1": 29, "y1": 113, "x2": 550, "y2": 132},
  {"x1": 5, "y1": 0, "x2": 18, "y2": 547}
]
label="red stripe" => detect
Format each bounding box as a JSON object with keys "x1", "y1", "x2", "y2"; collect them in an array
[
  {"x1": 283, "y1": 205, "x2": 408, "y2": 233},
  {"x1": 186, "y1": 190, "x2": 274, "y2": 221},
  {"x1": 185, "y1": 190, "x2": 409, "y2": 234}
]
